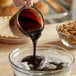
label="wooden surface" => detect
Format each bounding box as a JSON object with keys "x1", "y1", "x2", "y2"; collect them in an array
[{"x1": 0, "y1": 24, "x2": 76, "y2": 76}]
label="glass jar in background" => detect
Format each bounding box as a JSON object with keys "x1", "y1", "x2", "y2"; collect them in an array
[{"x1": 72, "y1": 0, "x2": 76, "y2": 20}]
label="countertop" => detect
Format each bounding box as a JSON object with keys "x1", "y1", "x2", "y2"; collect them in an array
[{"x1": 0, "y1": 24, "x2": 76, "y2": 76}]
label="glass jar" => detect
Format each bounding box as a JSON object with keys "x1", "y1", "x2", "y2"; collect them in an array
[{"x1": 10, "y1": 6, "x2": 44, "y2": 37}]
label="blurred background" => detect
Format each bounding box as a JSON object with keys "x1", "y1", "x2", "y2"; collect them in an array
[
  {"x1": 0, "y1": 0, "x2": 75, "y2": 24},
  {"x1": 33, "y1": 0, "x2": 73, "y2": 24}
]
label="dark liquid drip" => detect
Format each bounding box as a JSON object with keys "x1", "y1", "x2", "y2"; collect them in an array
[
  {"x1": 18, "y1": 7, "x2": 66, "y2": 71},
  {"x1": 30, "y1": 32, "x2": 41, "y2": 57},
  {"x1": 21, "y1": 55, "x2": 64, "y2": 71},
  {"x1": 18, "y1": 7, "x2": 43, "y2": 57}
]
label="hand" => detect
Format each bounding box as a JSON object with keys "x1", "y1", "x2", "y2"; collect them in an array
[{"x1": 14, "y1": 0, "x2": 33, "y2": 8}]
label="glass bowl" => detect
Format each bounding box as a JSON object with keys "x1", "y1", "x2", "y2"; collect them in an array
[
  {"x1": 9, "y1": 44, "x2": 75, "y2": 76},
  {"x1": 56, "y1": 22, "x2": 76, "y2": 48}
]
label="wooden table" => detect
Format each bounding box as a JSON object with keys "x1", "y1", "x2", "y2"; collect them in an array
[{"x1": 0, "y1": 24, "x2": 76, "y2": 76}]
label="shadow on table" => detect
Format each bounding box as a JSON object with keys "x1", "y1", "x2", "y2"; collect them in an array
[
  {"x1": 46, "y1": 40, "x2": 76, "y2": 51},
  {"x1": 0, "y1": 42, "x2": 27, "y2": 53}
]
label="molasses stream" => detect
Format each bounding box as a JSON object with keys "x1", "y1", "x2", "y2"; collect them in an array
[
  {"x1": 10, "y1": 3, "x2": 44, "y2": 69},
  {"x1": 18, "y1": 6, "x2": 45, "y2": 69}
]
